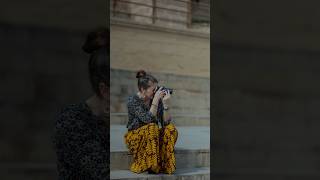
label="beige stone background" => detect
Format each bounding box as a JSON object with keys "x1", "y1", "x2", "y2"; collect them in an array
[
  {"x1": 111, "y1": 23, "x2": 210, "y2": 78},
  {"x1": 110, "y1": 22, "x2": 210, "y2": 126}
]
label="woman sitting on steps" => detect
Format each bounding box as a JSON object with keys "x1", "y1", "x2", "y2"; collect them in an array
[{"x1": 124, "y1": 70, "x2": 178, "y2": 174}]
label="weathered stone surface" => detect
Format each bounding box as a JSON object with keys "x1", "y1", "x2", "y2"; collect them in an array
[
  {"x1": 111, "y1": 24, "x2": 210, "y2": 78},
  {"x1": 110, "y1": 69, "x2": 210, "y2": 125}
]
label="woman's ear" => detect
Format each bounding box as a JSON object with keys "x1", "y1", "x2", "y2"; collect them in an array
[{"x1": 99, "y1": 82, "x2": 109, "y2": 99}]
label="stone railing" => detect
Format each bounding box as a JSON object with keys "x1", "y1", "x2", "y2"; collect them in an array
[{"x1": 110, "y1": 0, "x2": 209, "y2": 29}]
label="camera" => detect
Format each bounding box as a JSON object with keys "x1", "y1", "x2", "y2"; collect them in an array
[{"x1": 154, "y1": 85, "x2": 173, "y2": 95}]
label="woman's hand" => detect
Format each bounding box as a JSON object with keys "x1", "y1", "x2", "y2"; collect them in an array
[
  {"x1": 162, "y1": 89, "x2": 171, "y2": 107},
  {"x1": 162, "y1": 90, "x2": 171, "y2": 103},
  {"x1": 162, "y1": 89, "x2": 171, "y2": 125},
  {"x1": 152, "y1": 87, "x2": 165, "y2": 103},
  {"x1": 150, "y1": 87, "x2": 165, "y2": 116}
]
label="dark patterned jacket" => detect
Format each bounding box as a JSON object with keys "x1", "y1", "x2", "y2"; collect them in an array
[
  {"x1": 126, "y1": 94, "x2": 171, "y2": 131},
  {"x1": 53, "y1": 102, "x2": 109, "y2": 180}
]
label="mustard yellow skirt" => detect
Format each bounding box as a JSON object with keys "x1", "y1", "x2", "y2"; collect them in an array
[{"x1": 124, "y1": 123, "x2": 178, "y2": 174}]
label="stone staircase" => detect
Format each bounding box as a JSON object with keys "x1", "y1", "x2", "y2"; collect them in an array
[
  {"x1": 110, "y1": 125, "x2": 210, "y2": 180},
  {"x1": 110, "y1": 69, "x2": 210, "y2": 180}
]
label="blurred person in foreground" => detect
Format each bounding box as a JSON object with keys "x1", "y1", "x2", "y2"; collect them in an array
[{"x1": 53, "y1": 27, "x2": 109, "y2": 179}]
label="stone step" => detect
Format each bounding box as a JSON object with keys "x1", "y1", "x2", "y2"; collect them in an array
[
  {"x1": 110, "y1": 69, "x2": 210, "y2": 122},
  {"x1": 111, "y1": 148, "x2": 210, "y2": 170},
  {"x1": 111, "y1": 125, "x2": 210, "y2": 170},
  {"x1": 110, "y1": 167, "x2": 210, "y2": 180},
  {"x1": 111, "y1": 113, "x2": 210, "y2": 126}
]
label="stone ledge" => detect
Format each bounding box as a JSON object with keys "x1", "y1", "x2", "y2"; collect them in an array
[
  {"x1": 111, "y1": 167, "x2": 210, "y2": 180},
  {"x1": 111, "y1": 18, "x2": 210, "y2": 39},
  {"x1": 111, "y1": 149, "x2": 210, "y2": 170}
]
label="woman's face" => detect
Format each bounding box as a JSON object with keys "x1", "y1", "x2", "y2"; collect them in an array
[{"x1": 142, "y1": 82, "x2": 157, "y2": 100}]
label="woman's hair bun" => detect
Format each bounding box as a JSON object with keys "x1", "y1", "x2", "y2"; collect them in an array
[
  {"x1": 82, "y1": 27, "x2": 109, "y2": 54},
  {"x1": 136, "y1": 70, "x2": 146, "y2": 78}
]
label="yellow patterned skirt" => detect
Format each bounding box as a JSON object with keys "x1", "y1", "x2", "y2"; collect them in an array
[{"x1": 124, "y1": 123, "x2": 178, "y2": 174}]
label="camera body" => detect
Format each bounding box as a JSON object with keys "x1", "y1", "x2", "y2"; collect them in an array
[{"x1": 155, "y1": 85, "x2": 173, "y2": 95}]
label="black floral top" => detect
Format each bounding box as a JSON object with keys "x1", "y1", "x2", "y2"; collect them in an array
[
  {"x1": 126, "y1": 94, "x2": 171, "y2": 131},
  {"x1": 53, "y1": 102, "x2": 109, "y2": 180}
]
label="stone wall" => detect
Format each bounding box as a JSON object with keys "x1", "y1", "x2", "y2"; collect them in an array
[
  {"x1": 110, "y1": 24, "x2": 210, "y2": 78},
  {"x1": 110, "y1": 23, "x2": 210, "y2": 126},
  {"x1": 111, "y1": 0, "x2": 191, "y2": 29},
  {"x1": 110, "y1": 69, "x2": 210, "y2": 126}
]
